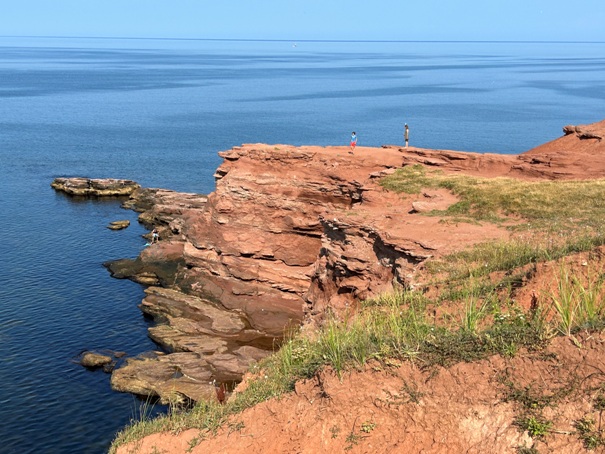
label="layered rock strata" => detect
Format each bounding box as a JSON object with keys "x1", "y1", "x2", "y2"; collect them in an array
[
  {"x1": 104, "y1": 120, "x2": 605, "y2": 403},
  {"x1": 517, "y1": 119, "x2": 605, "y2": 178},
  {"x1": 109, "y1": 287, "x2": 273, "y2": 404},
  {"x1": 104, "y1": 144, "x2": 511, "y2": 402}
]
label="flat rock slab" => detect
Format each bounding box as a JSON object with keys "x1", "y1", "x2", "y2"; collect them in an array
[
  {"x1": 140, "y1": 287, "x2": 248, "y2": 335},
  {"x1": 110, "y1": 345, "x2": 270, "y2": 404},
  {"x1": 51, "y1": 177, "x2": 140, "y2": 196},
  {"x1": 111, "y1": 352, "x2": 218, "y2": 404},
  {"x1": 110, "y1": 287, "x2": 274, "y2": 403},
  {"x1": 107, "y1": 220, "x2": 131, "y2": 230},
  {"x1": 80, "y1": 352, "x2": 113, "y2": 368}
]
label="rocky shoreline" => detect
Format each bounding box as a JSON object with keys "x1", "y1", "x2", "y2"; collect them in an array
[
  {"x1": 52, "y1": 120, "x2": 605, "y2": 405},
  {"x1": 51, "y1": 177, "x2": 140, "y2": 196}
]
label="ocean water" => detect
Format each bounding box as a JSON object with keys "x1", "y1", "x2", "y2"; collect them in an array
[{"x1": 0, "y1": 37, "x2": 603, "y2": 453}]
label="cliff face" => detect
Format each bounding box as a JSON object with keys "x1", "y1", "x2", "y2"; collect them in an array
[
  {"x1": 122, "y1": 144, "x2": 519, "y2": 331},
  {"x1": 517, "y1": 119, "x2": 605, "y2": 178},
  {"x1": 181, "y1": 145, "x2": 424, "y2": 329},
  {"x1": 106, "y1": 121, "x2": 605, "y2": 403},
  {"x1": 105, "y1": 144, "x2": 508, "y2": 401},
  {"x1": 181, "y1": 146, "x2": 331, "y2": 334},
  {"x1": 104, "y1": 120, "x2": 605, "y2": 453}
]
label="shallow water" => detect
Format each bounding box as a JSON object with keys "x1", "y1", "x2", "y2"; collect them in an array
[{"x1": 0, "y1": 37, "x2": 603, "y2": 453}]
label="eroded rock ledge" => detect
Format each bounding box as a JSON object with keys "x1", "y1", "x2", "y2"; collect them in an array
[
  {"x1": 104, "y1": 146, "x2": 501, "y2": 403},
  {"x1": 102, "y1": 120, "x2": 605, "y2": 403},
  {"x1": 51, "y1": 177, "x2": 140, "y2": 196}
]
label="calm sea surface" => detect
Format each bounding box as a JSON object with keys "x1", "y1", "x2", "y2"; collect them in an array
[{"x1": 0, "y1": 37, "x2": 603, "y2": 453}]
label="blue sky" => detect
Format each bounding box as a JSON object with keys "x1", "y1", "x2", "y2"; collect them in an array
[{"x1": 2, "y1": 0, "x2": 604, "y2": 42}]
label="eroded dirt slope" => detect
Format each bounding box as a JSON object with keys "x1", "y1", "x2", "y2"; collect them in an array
[
  {"x1": 119, "y1": 329, "x2": 605, "y2": 454},
  {"x1": 115, "y1": 120, "x2": 605, "y2": 453}
]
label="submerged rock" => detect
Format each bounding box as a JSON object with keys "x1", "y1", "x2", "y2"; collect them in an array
[
  {"x1": 80, "y1": 351, "x2": 113, "y2": 369},
  {"x1": 107, "y1": 220, "x2": 130, "y2": 230}
]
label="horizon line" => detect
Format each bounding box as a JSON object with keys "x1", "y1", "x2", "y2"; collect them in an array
[{"x1": 1, "y1": 35, "x2": 604, "y2": 44}]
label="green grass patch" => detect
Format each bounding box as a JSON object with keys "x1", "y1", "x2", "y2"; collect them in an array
[
  {"x1": 428, "y1": 235, "x2": 605, "y2": 285},
  {"x1": 110, "y1": 287, "x2": 552, "y2": 452},
  {"x1": 380, "y1": 164, "x2": 605, "y2": 231},
  {"x1": 575, "y1": 417, "x2": 605, "y2": 450},
  {"x1": 515, "y1": 415, "x2": 553, "y2": 438},
  {"x1": 381, "y1": 165, "x2": 605, "y2": 291}
]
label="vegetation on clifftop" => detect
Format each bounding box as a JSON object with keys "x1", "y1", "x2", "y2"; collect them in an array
[
  {"x1": 381, "y1": 164, "x2": 605, "y2": 233},
  {"x1": 110, "y1": 168, "x2": 605, "y2": 453}
]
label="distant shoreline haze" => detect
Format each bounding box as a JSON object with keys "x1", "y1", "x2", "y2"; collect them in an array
[{"x1": 2, "y1": 35, "x2": 605, "y2": 44}]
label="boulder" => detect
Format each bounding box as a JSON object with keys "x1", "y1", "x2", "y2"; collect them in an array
[
  {"x1": 410, "y1": 201, "x2": 433, "y2": 213},
  {"x1": 80, "y1": 352, "x2": 113, "y2": 369},
  {"x1": 107, "y1": 220, "x2": 130, "y2": 230}
]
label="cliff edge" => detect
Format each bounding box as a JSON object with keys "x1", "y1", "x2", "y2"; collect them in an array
[
  {"x1": 105, "y1": 120, "x2": 605, "y2": 404},
  {"x1": 108, "y1": 119, "x2": 605, "y2": 453}
]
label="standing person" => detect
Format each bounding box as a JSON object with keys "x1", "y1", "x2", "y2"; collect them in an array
[
  {"x1": 404, "y1": 123, "x2": 410, "y2": 148},
  {"x1": 151, "y1": 228, "x2": 159, "y2": 244},
  {"x1": 350, "y1": 131, "x2": 358, "y2": 152}
]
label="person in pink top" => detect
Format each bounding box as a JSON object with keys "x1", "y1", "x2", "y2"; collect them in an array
[{"x1": 350, "y1": 131, "x2": 358, "y2": 152}]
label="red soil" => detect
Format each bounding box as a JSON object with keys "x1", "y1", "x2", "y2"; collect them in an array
[
  {"x1": 116, "y1": 120, "x2": 605, "y2": 453},
  {"x1": 118, "y1": 329, "x2": 605, "y2": 454}
]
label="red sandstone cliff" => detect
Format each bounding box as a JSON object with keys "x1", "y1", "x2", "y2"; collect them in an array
[
  {"x1": 106, "y1": 120, "x2": 605, "y2": 404},
  {"x1": 518, "y1": 119, "x2": 605, "y2": 178},
  {"x1": 106, "y1": 119, "x2": 605, "y2": 453}
]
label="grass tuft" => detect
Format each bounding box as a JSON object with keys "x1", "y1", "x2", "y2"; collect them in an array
[
  {"x1": 548, "y1": 263, "x2": 605, "y2": 338},
  {"x1": 110, "y1": 287, "x2": 551, "y2": 452}
]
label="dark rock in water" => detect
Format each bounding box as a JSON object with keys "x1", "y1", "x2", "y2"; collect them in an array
[
  {"x1": 107, "y1": 220, "x2": 130, "y2": 230},
  {"x1": 102, "y1": 363, "x2": 117, "y2": 373},
  {"x1": 103, "y1": 253, "x2": 183, "y2": 287},
  {"x1": 51, "y1": 177, "x2": 140, "y2": 197},
  {"x1": 80, "y1": 352, "x2": 113, "y2": 369}
]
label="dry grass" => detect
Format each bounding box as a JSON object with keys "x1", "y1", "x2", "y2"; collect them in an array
[
  {"x1": 111, "y1": 165, "x2": 605, "y2": 452},
  {"x1": 380, "y1": 164, "x2": 605, "y2": 232},
  {"x1": 380, "y1": 165, "x2": 605, "y2": 302}
]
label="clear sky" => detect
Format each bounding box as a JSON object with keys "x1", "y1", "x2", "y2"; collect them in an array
[{"x1": 2, "y1": 0, "x2": 604, "y2": 42}]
